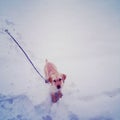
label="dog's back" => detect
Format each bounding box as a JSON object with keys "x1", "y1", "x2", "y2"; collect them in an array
[{"x1": 44, "y1": 59, "x2": 58, "y2": 79}]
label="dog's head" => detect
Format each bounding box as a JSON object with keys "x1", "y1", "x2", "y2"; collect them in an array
[{"x1": 48, "y1": 73, "x2": 66, "y2": 89}]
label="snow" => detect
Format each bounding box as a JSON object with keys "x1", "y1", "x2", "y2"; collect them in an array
[
  {"x1": 0, "y1": 90, "x2": 120, "y2": 120},
  {"x1": 0, "y1": 1, "x2": 120, "y2": 120}
]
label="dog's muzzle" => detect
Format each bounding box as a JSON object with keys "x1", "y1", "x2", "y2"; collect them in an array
[{"x1": 57, "y1": 85, "x2": 61, "y2": 89}]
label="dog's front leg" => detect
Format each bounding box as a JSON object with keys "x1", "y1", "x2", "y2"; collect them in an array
[
  {"x1": 51, "y1": 93, "x2": 59, "y2": 103},
  {"x1": 58, "y1": 91, "x2": 63, "y2": 98}
]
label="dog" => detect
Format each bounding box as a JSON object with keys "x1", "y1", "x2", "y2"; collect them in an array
[{"x1": 44, "y1": 59, "x2": 66, "y2": 103}]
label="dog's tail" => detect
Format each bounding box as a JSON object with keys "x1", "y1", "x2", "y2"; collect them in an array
[{"x1": 45, "y1": 59, "x2": 48, "y2": 63}]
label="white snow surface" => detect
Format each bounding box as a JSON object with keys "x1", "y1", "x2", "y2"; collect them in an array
[{"x1": 0, "y1": 1, "x2": 120, "y2": 120}]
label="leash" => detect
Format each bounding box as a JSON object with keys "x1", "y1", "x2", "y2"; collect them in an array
[{"x1": 5, "y1": 29, "x2": 47, "y2": 83}]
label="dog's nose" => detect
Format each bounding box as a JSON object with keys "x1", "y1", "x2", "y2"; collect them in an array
[{"x1": 57, "y1": 85, "x2": 61, "y2": 89}]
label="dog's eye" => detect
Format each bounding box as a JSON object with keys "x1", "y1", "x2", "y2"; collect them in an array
[
  {"x1": 53, "y1": 80, "x2": 56, "y2": 82},
  {"x1": 59, "y1": 78, "x2": 62, "y2": 81}
]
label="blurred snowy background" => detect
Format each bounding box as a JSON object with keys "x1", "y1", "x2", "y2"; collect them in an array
[{"x1": 0, "y1": 0, "x2": 120, "y2": 120}]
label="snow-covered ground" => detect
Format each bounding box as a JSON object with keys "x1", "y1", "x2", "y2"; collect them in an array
[{"x1": 0, "y1": 1, "x2": 120, "y2": 120}]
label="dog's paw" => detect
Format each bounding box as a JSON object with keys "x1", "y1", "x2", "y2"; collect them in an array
[{"x1": 52, "y1": 97, "x2": 58, "y2": 103}]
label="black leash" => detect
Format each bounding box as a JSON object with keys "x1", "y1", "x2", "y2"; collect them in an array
[{"x1": 5, "y1": 29, "x2": 47, "y2": 83}]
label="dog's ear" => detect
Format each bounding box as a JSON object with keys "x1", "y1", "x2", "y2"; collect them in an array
[
  {"x1": 62, "y1": 74, "x2": 66, "y2": 81},
  {"x1": 48, "y1": 77, "x2": 52, "y2": 84}
]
